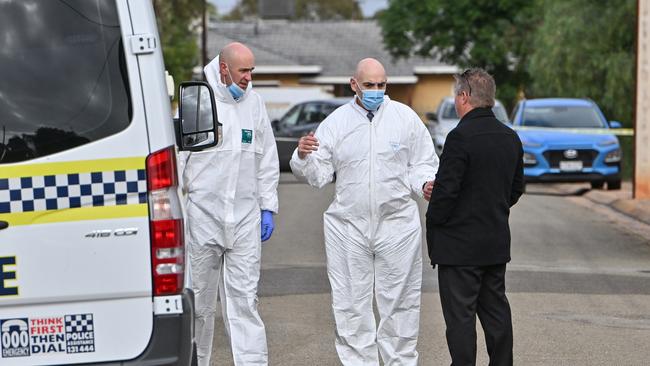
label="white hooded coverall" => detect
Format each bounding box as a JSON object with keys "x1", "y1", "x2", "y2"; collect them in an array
[
  {"x1": 290, "y1": 97, "x2": 438, "y2": 365},
  {"x1": 180, "y1": 57, "x2": 279, "y2": 366}
]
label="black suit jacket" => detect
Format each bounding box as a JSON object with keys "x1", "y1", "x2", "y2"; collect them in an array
[{"x1": 426, "y1": 107, "x2": 524, "y2": 266}]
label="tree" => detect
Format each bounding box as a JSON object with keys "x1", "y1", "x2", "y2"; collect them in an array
[
  {"x1": 527, "y1": 0, "x2": 636, "y2": 127},
  {"x1": 152, "y1": 0, "x2": 205, "y2": 87},
  {"x1": 224, "y1": 0, "x2": 362, "y2": 20},
  {"x1": 378, "y1": 0, "x2": 538, "y2": 107}
]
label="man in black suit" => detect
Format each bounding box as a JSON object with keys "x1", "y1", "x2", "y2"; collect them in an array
[{"x1": 425, "y1": 68, "x2": 524, "y2": 366}]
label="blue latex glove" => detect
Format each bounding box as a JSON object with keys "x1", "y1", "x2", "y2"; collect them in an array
[{"x1": 261, "y1": 210, "x2": 274, "y2": 242}]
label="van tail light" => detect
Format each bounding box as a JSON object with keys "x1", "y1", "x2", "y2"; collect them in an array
[{"x1": 146, "y1": 146, "x2": 184, "y2": 296}]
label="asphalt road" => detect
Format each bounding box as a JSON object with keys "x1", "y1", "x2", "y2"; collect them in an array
[{"x1": 211, "y1": 174, "x2": 650, "y2": 365}]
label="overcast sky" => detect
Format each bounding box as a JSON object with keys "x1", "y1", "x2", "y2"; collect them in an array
[{"x1": 207, "y1": 0, "x2": 388, "y2": 18}]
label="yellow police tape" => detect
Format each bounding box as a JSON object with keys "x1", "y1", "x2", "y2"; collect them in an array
[{"x1": 512, "y1": 126, "x2": 635, "y2": 136}]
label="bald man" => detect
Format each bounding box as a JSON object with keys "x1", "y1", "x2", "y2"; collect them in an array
[
  {"x1": 290, "y1": 58, "x2": 439, "y2": 365},
  {"x1": 182, "y1": 42, "x2": 279, "y2": 366}
]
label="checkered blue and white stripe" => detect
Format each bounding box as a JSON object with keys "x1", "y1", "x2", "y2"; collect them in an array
[{"x1": 0, "y1": 169, "x2": 147, "y2": 214}]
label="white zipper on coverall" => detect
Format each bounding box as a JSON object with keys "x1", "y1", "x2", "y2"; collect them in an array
[{"x1": 369, "y1": 118, "x2": 376, "y2": 252}]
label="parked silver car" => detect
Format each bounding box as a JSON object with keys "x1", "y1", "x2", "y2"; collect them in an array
[{"x1": 426, "y1": 97, "x2": 509, "y2": 155}]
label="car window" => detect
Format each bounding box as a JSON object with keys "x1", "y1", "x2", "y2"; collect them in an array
[
  {"x1": 441, "y1": 102, "x2": 458, "y2": 119},
  {"x1": 321, "y1": 103, "x2": 340, "y2": 116},
  {"x1": 0, "y1": 0, "x2": 131, "y2": 164},
  {"x1": 299, "y1": 103, "x2": 328, "y2": 125},
  {"x1": 280, "y1": 104, "x2": 303, "y2": 127},
  {"x1": 440, "y1": 101, "x2": 508, "y2": 123},
  {"x1": 493, "y1": 104, "x2": 509, "y2": 124},
  {"x1": 521, "y1": 106, "x2": 606, "y2": 128}
]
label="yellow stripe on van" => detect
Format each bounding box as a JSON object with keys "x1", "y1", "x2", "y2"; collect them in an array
[
  {"x1": 0, "y1": 204, "x2": 148, "y2": 227},
  {"x1": 0, "y1": 157, "x2": 146, "y2": 179}
]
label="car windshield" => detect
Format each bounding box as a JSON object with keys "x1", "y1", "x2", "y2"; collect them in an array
[
  {"x1": 521, "y1": 106, "x2": 606, "y2": 128},
  {"x1": 441, "y1": 102, "x2": 509, "y2": 123},
  {"x1": 0, "y1": 0, "x2": 130, "y2": 164}
]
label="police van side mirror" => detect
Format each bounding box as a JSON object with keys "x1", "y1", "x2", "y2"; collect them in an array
[{"x1": 177, "y1": 81, "x2": 219, "y2": 151}]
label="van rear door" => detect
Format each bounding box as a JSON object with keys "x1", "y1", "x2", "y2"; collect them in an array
[{"x1": 0, "y1": 1, "x2": 155, "y2": 364}]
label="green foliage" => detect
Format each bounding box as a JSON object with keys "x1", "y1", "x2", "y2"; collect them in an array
[
  {"x1": 378, "y1": 0, "x2": 538, "y2": 108},
  {"x1": 224, "y1": 0, "x2": 362, "y2": 20},
  {"x1": 152, "y1": 0, "x2": 204, "y2": 89},
  {"x1": 527, "y1": 0, "x2": 636, "y2": 127}
]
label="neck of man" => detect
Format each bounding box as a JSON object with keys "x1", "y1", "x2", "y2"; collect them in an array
[
  {"x1": 458, "y1": 104, "x2": 476, "y2": 119},
  {"x1": 355, "y1": 96, "x2": 368, "y2": 111}
]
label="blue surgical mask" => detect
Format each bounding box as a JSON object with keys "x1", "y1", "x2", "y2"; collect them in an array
[
  {"x1": 228, "y1": 82, "x2": 244, "y2": 101},
  {"x1": 226, "y1": 65, "x2": 245, "y2": 101},
  {"x1": 360, "y1": 89, "x2": 384, "y2": 111},
  {"x1": 355, "y1": 80, "x2": 385, "y2": 111}
]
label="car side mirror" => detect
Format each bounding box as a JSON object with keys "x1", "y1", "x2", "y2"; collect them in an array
[
  {"x1": 271, "y1": 119, "x2": 279, "y2": 132},
  {"x1": 609, "y1": 120, "x2": 622, "y2": 129},
  {"x1": 176, "y1": 81, "x2": 219, "y2": 151},
  {"x1": 425, "y1": 112, "x2": 437, "y2": 121}
]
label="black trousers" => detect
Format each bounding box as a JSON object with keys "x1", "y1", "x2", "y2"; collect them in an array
[{"x1": 438, "y1": 264, "x2": 513, "y2": 366}]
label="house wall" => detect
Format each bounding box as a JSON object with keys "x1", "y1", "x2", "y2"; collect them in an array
[
  {"x1": 411, "y1": 74, "x2": 456, "y2": 119},
  {"x1": 386, "y1": 84, "x2": 413, "y2": 107},
  {"x1": 255, "y1": 73, "x2": 456, "y2": 122},
  {"x1": 253, "y1": 74, "x2": 302, "y2": 86}
]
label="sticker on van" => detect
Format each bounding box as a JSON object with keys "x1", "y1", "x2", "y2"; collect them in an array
[
  {"x1": 0, "y1": 256, "x2": 18, "y2": 297},
  {"x1": 0, "y1": 158, "x2": 148, "y2": 226},
  {"x1": 1, "y1": 314, "x2": 95, "y2": 358}
]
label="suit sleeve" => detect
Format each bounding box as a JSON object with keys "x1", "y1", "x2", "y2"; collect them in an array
[
  {"x1": 407, "y1": 114, "x2": 439, "y2": 199},
  {"x1": 510, "y1": 137, "x2": 525, "y2": 206},
  {"x1": 426, "y1": 130, "x2": 467, "y2": 225},
  {"x1": 257, "y1": 101, "x2": 280, "y2": 213},
  {"x1": 289, "y1": 119, "x2": 336, "y2": 188}
]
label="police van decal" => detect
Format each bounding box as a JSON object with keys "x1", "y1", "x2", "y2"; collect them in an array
[
  {"x1": 0, "y1": 158, "x2": 148, "y2": 226},
  {"x1": 0, "y1": 314, "x2": 95, "y2": 358}
]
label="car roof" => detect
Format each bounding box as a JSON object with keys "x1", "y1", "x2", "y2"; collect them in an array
[{"x1": 523, "y1": 98, "x2": 594, "y2": 108}]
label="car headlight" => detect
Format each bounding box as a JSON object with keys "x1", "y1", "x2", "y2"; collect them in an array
[
  {"x1": 604, "y1": 149, "x2": 621, "y2": 163},
  {"x1": 522, "y1": 141, "x2": 542, "y2": 147},
  {"x1": 598, "y1": 139, "x2": 618, "y2": 147},
  {"x1": 523, "y1": 152, "x2": 537, "y2": 165}
]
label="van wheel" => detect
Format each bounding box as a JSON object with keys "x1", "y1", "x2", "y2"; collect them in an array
[
  {"x1": 590, "y1": 181, "x2": 604, "y2": 189},
  {"x1": 607, "y1": 179, "x2": 622, "y2": 190}
]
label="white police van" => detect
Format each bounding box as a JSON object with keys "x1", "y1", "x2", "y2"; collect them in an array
[{"x1": 0, "y1": 1, "x2": 219, "y2": 365}]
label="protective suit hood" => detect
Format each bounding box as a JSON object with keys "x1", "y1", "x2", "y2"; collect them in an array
[{"x1": 204, "y1": 55, "x2": 253, "y2": 104}]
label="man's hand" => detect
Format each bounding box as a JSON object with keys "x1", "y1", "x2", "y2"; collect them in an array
[
  {"x1": 297, "y1": 131, "x2": 319, "y2": 159},
  {"x1": 423, "y1": 181, "x2": 434, "y2": 201}
]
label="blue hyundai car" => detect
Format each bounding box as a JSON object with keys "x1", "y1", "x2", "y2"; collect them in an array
[{"x1": 511, "y1": 98, "x2": 622, "y2": 190}]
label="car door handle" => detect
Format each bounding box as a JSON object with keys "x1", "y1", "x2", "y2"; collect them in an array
[{"x1": 0, "y1": 221, "x2": 8, "y2": 230}]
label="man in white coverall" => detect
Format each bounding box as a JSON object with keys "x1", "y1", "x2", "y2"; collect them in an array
[
  {"x1": 290, "y1": 58, "x2": 439, "y2": 365},
  {"x1": 181, "y1": 42, "x2": 279, "y2": 366}
]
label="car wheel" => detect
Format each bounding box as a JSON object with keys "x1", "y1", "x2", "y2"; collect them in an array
[
  {"x1": 607, "y1": 179, "x2": 622, "y2": 190},
  {"x1": 590, "y1": 181, "x2": 605, "y2": 189}
]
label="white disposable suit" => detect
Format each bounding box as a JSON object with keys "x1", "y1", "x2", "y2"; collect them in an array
[
  {"x1": 180, "y1": 56, "x2": 279, "y2": 366},
  {"x1": 290, "y1": 96, "x2": 438, "y2": 365}
]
